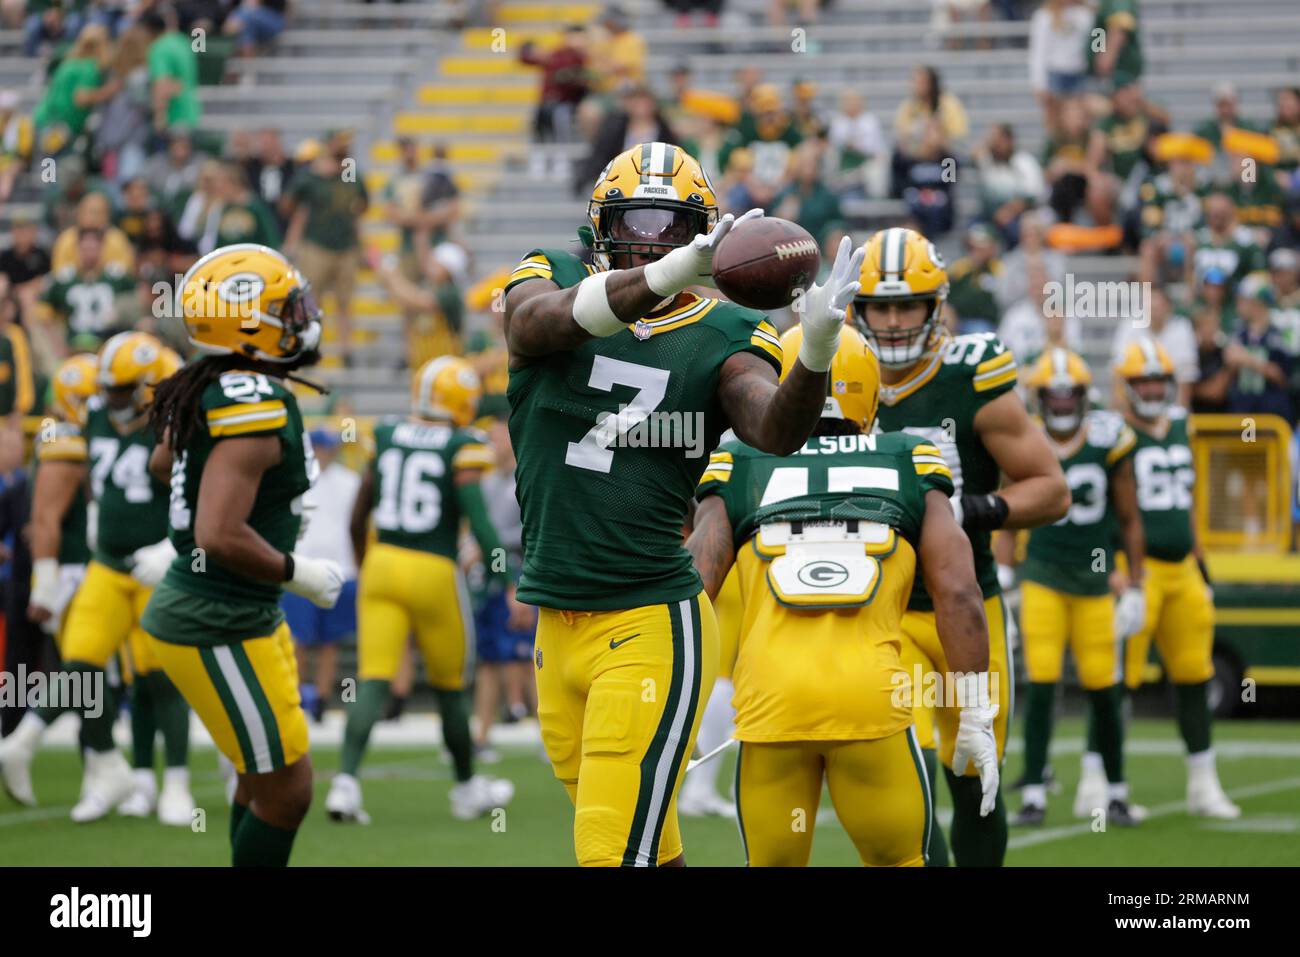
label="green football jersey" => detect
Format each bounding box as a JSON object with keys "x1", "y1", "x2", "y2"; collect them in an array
[
  {"x1": 1137, "y1": 170, "x2": 1209, "y2": 239},
  {"x1": 1131, "y1": 409, "x2": 1195, "y2": 562},
  {"x1": 505, "y1": 247, "x2": 784, "y2": 610},
  {"x1": 33, "y1": 420, "x2": 91, "y2": 566},
  {"x1": 143, "y1": 370, "x2": 313, "y2": 646},
  {"x1": 1192, "y1": 225, "x2": 1266, "y2": 292},
  {"x1": 83, "y1": 397, "x2": 169, "y2": 571},
  {"x1": 874, "y1": 331, "x2": 1019, "y2": 611},
  {"x1": 1022, "y1": 410, "x2": 1136, "y2": 596},
  {"x1": 369, "y1": 417, "x2": 494, "y2": 557},
  {"x1": 40, "y1": 264, "x2": 136, "y2": 349},
  {"x1": 696, "y1": 431, "x2": 955, "y2": 553}
]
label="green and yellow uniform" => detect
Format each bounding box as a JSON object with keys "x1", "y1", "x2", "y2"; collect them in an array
[
  {"x1": 1095, "y1": 110, "x2": 1151, "y2": 182},
  {"x1": 696, "y1": 431, "x2": 952, "y2": 866},
  {"x1": 61, "y1": 397, "x2": 169, "y2": 677},
  {"x1": 1137, "y1": 171, "x2": 1210, "y2": 239},
  {"x1": 506, "y1": 245, "x2": 782, "y2": 867},
  {"x1": 357, "y1": 418, "x2": 496, "y2": 689},
  {"x1": 1087, "y1": 0, "x2": 1143, "y2": 83},
  {"x1": 1123, "y1": 408, "x2": 1213, "y2": 689},
  {"x1": 874, "y1": 331, "x2": 1017, "y2": 771},
  {"x1": 1021, "y1": 410, "x2": 1136, "y2": 689},
  {"x1": 40, "y1": 264, "x2": 137, "y2": 351},
  {"x1": 142, "y1": 371, "x2": 315, "y2": 773},
  {"x1": 31, "y1": 421, "x2": 91, "y2": 640}
]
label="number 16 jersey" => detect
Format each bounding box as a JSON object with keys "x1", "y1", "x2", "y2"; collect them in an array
[{"x1": 506, "y1": 247, "x2": 783, "y2": 611}]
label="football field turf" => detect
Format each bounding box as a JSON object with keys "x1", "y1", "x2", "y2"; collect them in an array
[{"x1": 3, "y1": 717, "x2": 1297, "y2": 866}]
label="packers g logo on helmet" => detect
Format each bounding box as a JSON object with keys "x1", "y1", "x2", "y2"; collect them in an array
[
  {"x1": 853, "y1": 227, "x2": 949, "y2": 369},
  {"x1": 177, "y1": 244, "x2": 322, "y2": 363},
  {"x1": 51, "y1": 353, "x2": 100, "y2": 424},
  {"x1": 779, "y1": 324, "x2": 880, "y2": 432},
  {"x1": 97, "y1": 331, "x2": 182, "y2": 421},
  {"x1": 413, "y1": 355, "x2": 483, "y2": 428},
  {"x1": 1115, "y1": 338, "x2": 1176, "y2": 420},
  {"x1": 587, "y1": 142, "x2": 719, "y2": 271},
  {"x1": 1026, "y1": 348, "x2": 1092, "y2": 435}
]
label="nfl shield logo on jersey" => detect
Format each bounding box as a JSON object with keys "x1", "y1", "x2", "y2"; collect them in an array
[{"x1": 632, "y1": 320, "x2": 652, "y2": 340}]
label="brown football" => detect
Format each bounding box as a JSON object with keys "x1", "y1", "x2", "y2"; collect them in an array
[{"x1": 712, "y1": 217, "x2": 821, "y2": 311}]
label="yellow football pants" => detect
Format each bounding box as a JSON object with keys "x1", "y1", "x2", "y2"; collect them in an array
[
  {"x1": 899, "y1": 594, "x2": 1012, "y2": 771},
  {"x1": 357, "y1": 543, "x2": 475, "y2": 690},
  {"x1": 534, "y1": 591, "x2": 718, "y2": 867},
  {"x1": 61, "y1": 560, "x2": 160, "y2": 678},
  {"x1": 713, "y1": 566, "x2": 742, "y2": 681},
  {"x1": 1021, "y1": 582, "x2": 1120, "y2": 690},
  {"x1": 735, "y1": 728, "x2": 930, "y2": 867},
  {"x1": 150, "y1": 623, "x2": 308, "y2": 775},
  {"x1": 1124, "y1": 555, "x2": 1215, "y2": 689}
]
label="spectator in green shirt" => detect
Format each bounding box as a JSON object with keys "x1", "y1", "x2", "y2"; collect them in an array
[
  {"x1": 285, "y1": 129, "x2": 369, "y2": 363},
  {"x1": 1088, "y1": 79, "x2": 1167, "y2": 184},
  {"x1": 31, "y1": 23, "x2": 115, "y2": 149},
  {"x1": 1086, "y1": 0, "x2": 1143, "y2": 84},
  {"x1": 214, "y1": 160, "x2": 281, "y2": 248},
  {"x1": 140, "y1": 7, "x2": 201, "y2": 136},
  {"x1": 772, "y1": 142, "x2": 842, "y2": 248}
]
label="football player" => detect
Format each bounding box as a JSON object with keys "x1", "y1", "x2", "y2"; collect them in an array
[
  {"x1": 503, "y1": 141, "x2": 863, "y2": 866},
  {"x1": 855, "y1": 226, "x2": 1070, "y2": 866},
  {"x1": 0, "y1": 335, "x2": 195, "y2": 825},
  {"x1": 0, "y1": 355, "x2": 97, "y2": 806},
  {"x1": 326, "y1": 355, "x2": 516, "y2": 824},
  {"x1": 1011, "y1": 349, "x2": 1147, "y2": 827},
  {"x1": 143, "y1": 244, "x2": 344, "y2": 866},
  {"x1": 1086, "y1": 339, "x2": 1240, "y2": 819},
  {"x1": 688, "y1": 326, "x2": 998, "y2": 866}
]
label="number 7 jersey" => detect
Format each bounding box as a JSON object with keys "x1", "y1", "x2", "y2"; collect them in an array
[{"x1": 506, "y1": 247, "x2": 783, "y2": 611}]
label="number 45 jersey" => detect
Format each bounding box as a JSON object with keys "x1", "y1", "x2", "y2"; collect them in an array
[
  {"x1": 873, "y1": 332, "x2": 1019, "y2": 611},
  {"x1": 506, "y1": 247, "x2": 783, "y2": 611},
  {"x1": 369, "y1": 417, "x2": 494, "y2": 559},
  {"x1": 695, "y1": 431, "x2": 955, "y2": 741},
  {"x1": 1022, "y1": 410, "x2": 1137, "y2": 596}
]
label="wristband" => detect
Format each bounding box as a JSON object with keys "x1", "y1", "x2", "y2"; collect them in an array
[
  {"x1": 282, "y1": 552, "x2": 295, "y2": 582},
  {"x1": 959, "y1": 493, "x2": 1010, "y2": 531},
  {"x1": 571, "y1": 270, "x2": 626, "y2": 338}
]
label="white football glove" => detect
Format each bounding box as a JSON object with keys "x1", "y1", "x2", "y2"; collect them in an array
[
  {"x1": 285, "y1": 554, "x2": 345, "y2": 609},
  {"x1": 85, "y1": 500, "x2": 99, "y2": 553},
  {"x1": 29, "y1": 557, "x2": 59, "y2": 617},
  {"x1": 643, "y1": 207, "x2": 764, "y2": 296},
  {"x1": 1114, "y1": 586, "x2": 1147, "y2": 639},
  {"x1": 129, "y1": 538, "x2": 178, "y2": 587},
  {"x1": 794, "y1": 236, "x2": 866, "y2": 372},
  {"x1": 951, "y1": 671, "x2": 1000, "y2": 817}
]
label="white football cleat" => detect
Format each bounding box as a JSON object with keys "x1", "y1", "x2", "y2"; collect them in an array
[
  {"x1": 677, "y1": 788, "x2": 737, "y2": 818},
  {"x1": 116, "y1": 769, "x2": 158, "y2": 818},
  {"x1": 1073, "y1": 765, "x2": 1108, "y2": 819},
  {"x1": 325, "y1": 773, "x2": 370, "y2": 824},
  {"x1": 158, "y1": 769, "x2": 195, "y2": 827},
  {"x1": 449, "y1": 774, "x2": 514, "y2": 821},
  {"x1": 71, "y1": 750, "x2": 134, "y2": 823},
  {"x1": 1188, "y1": 780, "x2": 1242, "y2": 819},
  {"x1": 0, "y1": 721, "x2": 40, "y2": 806}
]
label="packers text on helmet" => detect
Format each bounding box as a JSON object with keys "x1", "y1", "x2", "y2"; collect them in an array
[
  {"x1": 588, "y1": 143, "x2": 718, "y2": 271},
  {"x1": 177, "y1": 244, "x2": 322, "y2": 364},
  {"x1": 853, "y1": 227, "x2": 949, "y2": 369}
]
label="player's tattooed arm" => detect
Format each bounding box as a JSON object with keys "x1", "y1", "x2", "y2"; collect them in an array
[
  {"x1": 919, "y1": 489, "x2": 990, "y2": 676},
  {"x1": 685, "y1": 494, "x2": 735, "y2": 601},
  {"x1": 717, "y1": 351, "x2": 826, "y2": 456},
  {"x1": 504, "y1": 273, "x2": 674, "y2": 368},
  {"x1": 1109, "y1": 456, "x2": 1146, "y2": 587},
  {"x1": 349, "y1": 465, "x2": 375, "y2": 570},
  {"x1": 193, "y1": 434, "x2": 289, "y2": 582},
  {"x1": 974, "y1": 390, "x2": 1071, "y2": 528}
]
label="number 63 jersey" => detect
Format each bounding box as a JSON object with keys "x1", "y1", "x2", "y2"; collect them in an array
[{"x1": 506, "y1": 247, "x2": 783, "y2": 611}]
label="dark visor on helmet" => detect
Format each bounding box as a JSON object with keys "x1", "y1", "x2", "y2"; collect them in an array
[{"x1": 598, "y1": 204, "x2": 706, "y2": 262}]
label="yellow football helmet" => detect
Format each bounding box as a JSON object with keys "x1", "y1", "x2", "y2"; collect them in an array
[
  {"x1": 412, "y1": 355, "x2": 483, "y2": 428},
  {"x1": 50, "y1": 353, "x2": 100, "y2": 424},
  {"x1": 587, "y1": 142, "x2": 718, "y2": 271},
  {"x1": 780, "y1": 324, "x2": 880, "y2": 432},
  {"x1": 176, "y1": 243, "x2": 322, "y2": 364},
  {"x1": 1026, "y1": 347, "x2": 1092, "y2": 435},
  {"x1": 1115, "y1": 337, "x2": 1176, "y2": 419},
  {"x1": 98, "y1": 331, "x2": 182, "y2": 420},
  {"x1": 853, "y1": 227, "x2": 950, "y2": 369}
]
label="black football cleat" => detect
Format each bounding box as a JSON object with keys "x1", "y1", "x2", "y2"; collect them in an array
[
  {"x1": 1107, "y1": 799, "x2": 1143, "y2": 827},
  {"x1": 1011, "y1": 803, "x2": 1047, "y2": 827}
]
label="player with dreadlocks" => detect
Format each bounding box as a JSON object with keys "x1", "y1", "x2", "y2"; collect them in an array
[{"x1": 140, "y1": 244, "x2": 344, "y2": 866}]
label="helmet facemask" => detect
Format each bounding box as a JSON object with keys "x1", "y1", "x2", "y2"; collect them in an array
[
  {"x1": 590, "y1": 199, "x2": 710, "y2": 271},
  {"x1": 854, "y1": 295, "x2": 941, "y2": 369},
  {"x1": 259, "y1": 285, "x2": 323, "y2": 367},
  {"x1": 1125, "y1": 375, "x2": 1175, "y2": 420},
  {"x1": 1039, "y1": 385, "x2": 1087, "y2": 435}
]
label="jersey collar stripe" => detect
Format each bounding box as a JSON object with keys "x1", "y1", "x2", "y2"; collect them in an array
[
  {"x1": 646, "y1": 296, "x2": 711, "y2": 325},
  {"x1": 878, "y1": 348, "x2": 944, "y2": 405}
]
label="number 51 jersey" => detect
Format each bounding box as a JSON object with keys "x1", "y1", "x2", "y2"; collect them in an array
[{"x1": 506, "y1": 247, "x2": 783, "y2": 611}]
